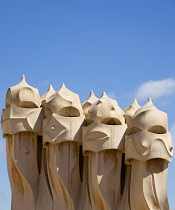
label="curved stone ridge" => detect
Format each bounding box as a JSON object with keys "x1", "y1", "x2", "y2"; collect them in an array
[
  {"x1": 41, "y1": 85, "x2": 56, "y2": 105},
  {"x1": 82, "y1": 91, "x2": 98, "y2": 116},
  {"x1": 124, "y1": 98, "x2": 140, "y2": 118},
  {"x1": 132, "y1": 97, "x2": 168, "y2": 131},
  {"x1": 125, "y1": 97, "x2": 173, "y2": 162},
  {"x1": 45, "y1": 83, "x2": 83, "y2": 116},
  {"x1": 1, "y1": 76, "x2": 173, "y2": 210},
  {"x1": 86, "y1": 92, "x2": 125, "y2": 124},
  {"x1": 124, "y1": 98, "x2": 141, "y2": 129},
  {"x1": 6, "y1": 75, "x2": 41, "y2": 108},
  {"x1": 124, "y1": 98, "x2": 173, "y2": 210}
]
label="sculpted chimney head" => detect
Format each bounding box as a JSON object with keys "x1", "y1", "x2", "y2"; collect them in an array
[
  {"x1": 6, "y1": 75, "x2": 41, "y2": 108},
  {"x1": 82, "y1": 91, "x2": 98, "y2": 116},
  {"x1": 41, "y1": 85, "x2": 56, "y2": 107},
  {"x1": 131, "y1": 97, "x2": 168, "y2": 132},
  {"x1": 86, "y1": 92, "x2": 125, "y2": 125},
  {"x1": 125, "y1": 98, "x2": 173, "y2": 163},
  {"x1": 124, "y1": 99, "x2": 141, "y2": 127},
  {"x1": 124, "y1": 99, "x2": 140, "y2": 118},
  {"x1": 45, "y1": 83, "x2": 83, "y2": 117}
]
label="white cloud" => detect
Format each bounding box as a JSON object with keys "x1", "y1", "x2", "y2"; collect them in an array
[{"x1": 135, "y1": 79, "x2": 175, "y2": 101}]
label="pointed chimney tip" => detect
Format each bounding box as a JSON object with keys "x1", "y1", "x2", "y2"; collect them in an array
[
  {"x1": 21, "y1": 75, "x2": 25, "y2": 82},
  {"x1": 148, "y1": 97, "x2": 152, "y2": 102},
  {"x1": 48, "y1": 85, "x2": 54, "y2": 91},
  {"x1": 90, "y1": 90, "x2": 95, "y2": 95},
  {"x1": 101, "y1": 92, "x2": 107, "y2": 97}
]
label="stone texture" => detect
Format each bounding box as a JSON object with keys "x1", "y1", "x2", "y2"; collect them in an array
[{"x1": 1, "y1": 76, "x2": 173, "y2": 210}]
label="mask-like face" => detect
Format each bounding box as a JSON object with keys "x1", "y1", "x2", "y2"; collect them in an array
[
  {"x1": 125, "y1": 105, "x2": 173, "y2": 164},
  {"x1": 43, "y1": 113, "x2": 85, "y2": 146},
  {"x1": 43, "y1": 84, "x2": 85, "y2": 146},
  {"x1": 2, "y1": 105, "x2": 43, "y2": 136},
  {"x1": 83, "y1": 93, "x2": 127, "y2": 154},
  {"x1": 83, "y1": 121, "x2": 127, "y2": 154}
]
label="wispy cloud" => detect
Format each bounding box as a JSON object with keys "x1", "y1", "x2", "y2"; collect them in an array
[{"x1": 135, "y1": 79, "x2": 175, "y2": 101}]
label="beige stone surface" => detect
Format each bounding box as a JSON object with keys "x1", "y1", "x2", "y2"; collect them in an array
[
  {"x1": 2, "y1": 76, "x2": 42, "y2": 210},
  {"x1": 86, "y1": 92, "x2": 125, "y2": 125},
  {"x1": 83, "y1": 122, "x2": 126, "y2": 153},
  {"x1": 43, "y1": 114, "x2": 85, "y2": 145},
  {"x1": 125, "y1": 98, "x2": 173, "y2": 210},
  {"x1": 82, "y1": 93, "x2": 127, "y2": 210},
  {"x1": 82, "y1": 91, "x2": 98, "y2": 116},
  {"x1": 1, "y1": 76, "x2": 173, "y2": 210},
  {"x1": 43, "y1": 84, "x2": 84, "y2": 210},
  {"x1": 45, "y1": 83, "x2": 83, "y2": 116},
  {"x1": 41, "y1": 85, "x2": 56, "y2": 108},
  {"x1": 117, "y1": 99, "x2": 141, "y2": 210},
  {"x1": 6, "y1": 75, "x2": 41, "y2": 108},
  {"x1": 2, "y1": 105, "x2": 43, "y2": 136},
  {"x1": 124, "y1": 98, "x2": 141, "y2": 129}
]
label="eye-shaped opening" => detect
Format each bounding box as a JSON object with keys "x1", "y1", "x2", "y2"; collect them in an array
[
  {"x1": 58, "y1": 107, "x2": 80, "y2": 117},
  {"x1": 129, "y1": 127, "x2": 141, "y2": 135},
  {"x1": 148, "y1": 125, "x2": 167, "y2": 134},
  {"x1": 101, "y1": 118, "x2": 121, "y2": 125},
  {"x1": 84, "y1": 131, "x2": 108, "y2": 141}
]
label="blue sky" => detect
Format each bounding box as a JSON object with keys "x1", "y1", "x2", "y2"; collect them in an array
[{"x1": 0, "y1": 1, "x2": 175, "y2": 209}]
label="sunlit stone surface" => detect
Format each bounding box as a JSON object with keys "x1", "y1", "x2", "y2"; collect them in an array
[{"x1": 1, "y1": 76, "x2": 173, "y2": 210}]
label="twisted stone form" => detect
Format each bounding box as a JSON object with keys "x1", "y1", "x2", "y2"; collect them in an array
[{"x1": 1, "y1": 76, "x2": 173, "y2": 210}]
